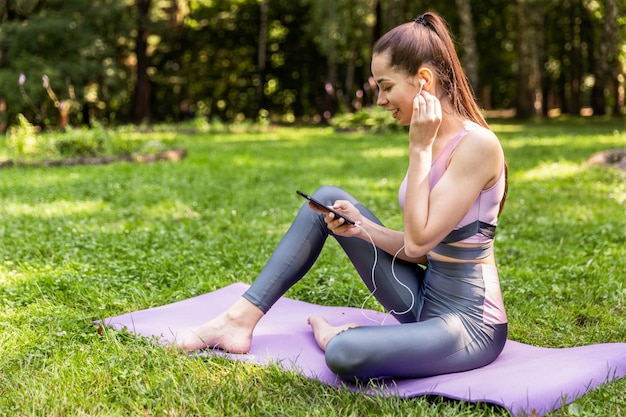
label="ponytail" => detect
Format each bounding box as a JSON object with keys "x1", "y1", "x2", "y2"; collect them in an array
[
  {"x1": 373, "y1": 12, "x2": 487, "y2": 128},
  {"x1": 373, "y1": 12, "x2": 508, "y2": 214}
]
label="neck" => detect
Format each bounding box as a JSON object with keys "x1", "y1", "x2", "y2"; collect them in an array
[
  {"x1": 435, "y1": 113, "x2": 467, "y2": 141},
  {"x1": 430, "y1": 113, "x2": 468, "y2": 160}
]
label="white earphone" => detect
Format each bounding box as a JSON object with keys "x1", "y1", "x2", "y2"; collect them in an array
[{"x1": 416, "y1": 78, "x2": 426, "y2": 96}]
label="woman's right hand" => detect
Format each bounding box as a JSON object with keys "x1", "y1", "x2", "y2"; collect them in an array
[
  {"x1": 316, "y1": 200, "x2": 363, "y2": 237},
  {"x1": 409, "y1": 89, "x2": 442, "y2": 149}
]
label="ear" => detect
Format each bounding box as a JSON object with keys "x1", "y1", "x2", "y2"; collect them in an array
[{"x1": 414, "y1": 67, "x2": 434, "y2": 90}]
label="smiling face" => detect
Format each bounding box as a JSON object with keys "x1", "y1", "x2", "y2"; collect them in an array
[{"x1": 371, "y1": 52, "x2": 420, "y2": 126}]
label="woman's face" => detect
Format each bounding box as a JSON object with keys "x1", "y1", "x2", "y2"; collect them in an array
[{"x1": 371, "y1": 52, "x2": 419, "y2": 126}]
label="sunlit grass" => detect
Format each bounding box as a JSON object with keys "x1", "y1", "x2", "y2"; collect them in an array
[
  {"x1": 0, "y1": 118, "x2": 625, "y2": 416},
  {"x1": 520, "y1": 160, "x2": 583, "y2": 180},
  {"x1": 2, "y1": 200, "x2": 108, "y2": 218}
]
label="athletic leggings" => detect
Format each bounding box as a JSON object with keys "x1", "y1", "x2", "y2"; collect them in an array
[{"x1": 243, "y1": 186, "x2": 508, "y2": 380}]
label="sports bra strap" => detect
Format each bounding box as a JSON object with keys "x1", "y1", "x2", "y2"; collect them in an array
[
  {"x1": 440, "y1": 220, "x2": 496, "y2": 243},
  {"x1": 431, "y1": 220, "x2": 497, "y2": 260}
]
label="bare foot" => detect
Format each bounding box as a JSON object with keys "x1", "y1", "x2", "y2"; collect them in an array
[
  {"x1": 177, "y1": 297, "x2": 263, "y2": 353},
  {"x1": 307, "y1": 315, "x2": 359, "y2": 351}
]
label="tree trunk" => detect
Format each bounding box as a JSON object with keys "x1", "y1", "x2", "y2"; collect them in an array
[
  {"x1": 317, "y1": 0, "x2": 339, "y2": 121},
  {"x1": 613, "y1": 61, "x2": 624, "y2": 115},
  {"x1": 591, "y1": 0, "x2": 618, "y2": 116},
  {"x1": 322, "y1": 60, "x2": 338, "y2": 122},
  {"x1": 0, "y1": 98, "x2": 7, "y2": 132},
  {"x1": 373, "y1": 0, "x2": 382, "y2": 41},
  {"x1": 566, "y1": 1, "x2": 583, "y2": 115},
  {"x1": 133, "y1": 0, "x2": 152, "y2": 123},
  {"x1": 455, "y1": 0, "x2": 479, "y2": 92},
  {"x1": 515, "y1": 0, "x2": 544, "y2": 118},
  {"x1": 256, "y1": 0, "x2": 268, "y2": 117},
  {"x1": 344, "y1": 48, "x2": 356, "y2": 110},
  {"x1": 169, "y1": 0, "x2": 188, "y2": 28}
]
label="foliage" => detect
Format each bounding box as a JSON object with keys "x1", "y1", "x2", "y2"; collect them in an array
[
  {"x1": 0, "y1": 119, "x2": 625, "y2": 415},
  {"x1": 1, "y1": 0, "x2": 625, "y2": 128},
  {"x1": 164, "y1": 0, "x2": 328, "y2": 122},
  {"x1": 329, "y1": 106, "x2": 406, "y2": 133},
  {"x1": 4, "y1": 116, "x2": 164, "y2": 161},
  {"x1": 0, "y1": 0, "x2": 133, "y2": 127},
  {"x1": 5, "y1": 114, "x2": 49, "y2": 158}
]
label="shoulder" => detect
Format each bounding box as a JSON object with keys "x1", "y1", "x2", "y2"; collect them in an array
[
  {"x1": 464, "y1": 122, "x2": 500, "y2": 147},
  {"x1": 450, "y1": 123, "x2": 504, "y2": 184},
  {"x1": 457, "y1": 123, "x2": 503, "y2": 161}
]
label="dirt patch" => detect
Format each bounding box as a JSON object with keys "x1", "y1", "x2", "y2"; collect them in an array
[
  {"x1": 0, "y1": 147, "x2": 187, "y2": 169},
  {"x1": 585, "y1": 149, "x2": 626, "y2": 171}
]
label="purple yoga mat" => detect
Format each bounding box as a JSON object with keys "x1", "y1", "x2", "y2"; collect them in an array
[{"x1": 101, "y1": 282, "x2": 626, "y2": 417}]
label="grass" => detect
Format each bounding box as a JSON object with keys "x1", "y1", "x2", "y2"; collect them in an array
[{"x1": 0, "y1": 118, "x2": 625, "y2": 416}]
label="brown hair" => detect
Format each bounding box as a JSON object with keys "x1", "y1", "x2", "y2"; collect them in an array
[
  {"x1": 372, "y1": 12, "x2": 488, "y2": 129},
  {"x1": 373, "y1": 12, "x2": 508, "y2": 215}
]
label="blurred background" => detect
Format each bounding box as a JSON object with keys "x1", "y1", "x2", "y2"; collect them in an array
[{"x1": 0, "y1": 0, "x2": 623, "y2": 131}]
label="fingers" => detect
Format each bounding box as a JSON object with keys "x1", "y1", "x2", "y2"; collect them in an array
[
  {"x1": 324, "y1": 201, "x2": 358, "y2": 231},
  {"x1": 325, "y1": 213, "x2": 345, "y2": 228},
  {"x1": 324, "y1": 209, "x2": 348, "y2": 226},
  {"x1": 413, "y1": 90, "x2": 441, "y2": 122}
]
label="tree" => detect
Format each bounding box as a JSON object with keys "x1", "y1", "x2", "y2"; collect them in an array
[
  {"x1": 1, "y1": 0, "x2": 626, "y2": 128},
  {"x1": 590, "y1": 0, "x2": 619, "y2": 116},
  {"x1": 515, "y1": 0, "x2": 544, "y2": 118},
  {"x1": 133, "y1": 0, "x2": 152, "y2": 122},
  {"x1": 0, "y1": 0, "x2": 132, "y2": 128},
  {"x1": 256, "y1": 0, "x2": 269, "y2": 117},
  {"x1": 302, "y1": 0, "x2": 376, "y2": 119},
  {"x1": 455, "y1": 0, "x2": 479, "y2": 90}
]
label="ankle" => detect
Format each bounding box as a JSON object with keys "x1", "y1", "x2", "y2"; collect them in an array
[{"x1": 223, "y1": 297, "x2": 264, "y2": 327}]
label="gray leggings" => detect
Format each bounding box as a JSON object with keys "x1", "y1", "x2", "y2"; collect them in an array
[{"x1": 243, "y1": 186, "x2": 507, "y2": 380}]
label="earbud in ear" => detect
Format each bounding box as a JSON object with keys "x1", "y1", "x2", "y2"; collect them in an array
[{"x1": 417, "y1": 78, "x2": 426, "y2": 95}]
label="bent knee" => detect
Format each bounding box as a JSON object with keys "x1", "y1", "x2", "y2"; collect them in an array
[
  {"x1": 324, "y1": 332, "x2": 369, "y2": 379},
  {"x1": 312, "y1": 186, "x2": 347, "y2": 205}
]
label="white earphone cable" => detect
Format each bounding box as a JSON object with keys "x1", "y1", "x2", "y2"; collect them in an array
[{"x1": 354, "y1": 223, "x2": 415, "y2": 325}]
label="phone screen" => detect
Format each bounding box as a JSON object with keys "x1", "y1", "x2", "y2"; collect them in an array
[{"x1": 296, "y1": 190, "x2": 356, "y2": 225}]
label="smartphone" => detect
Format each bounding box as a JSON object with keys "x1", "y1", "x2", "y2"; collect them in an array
[{"x1": 296, "y1": 190, "x2": 356, "y2": 225}]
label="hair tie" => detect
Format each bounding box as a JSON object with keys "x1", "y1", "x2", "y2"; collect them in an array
[{"x1": 413, "y1": 15, "x2": 428, "y2": 27}]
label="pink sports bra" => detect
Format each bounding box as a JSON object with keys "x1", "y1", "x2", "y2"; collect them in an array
[{"x1": 398, "y1": 123, "x2": 505, "y2": 245}]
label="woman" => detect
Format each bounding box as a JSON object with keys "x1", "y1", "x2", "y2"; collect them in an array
[{"x1": 180, "y1": 11, "x2": 508, "y2": 380}]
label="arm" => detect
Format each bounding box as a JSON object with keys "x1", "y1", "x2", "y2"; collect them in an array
[
  {"x1": 324, "y1": 128, "x2": 501, "y2": 263},
  {"x1": 318, "y1": 201, "x2": 427, "y2": 264},
  {"x1": 355, "y1": 216, "x2": 428, "y2": 264},
  {"x1": 403, "y1": 124, "x2": 503, "y2": 258}
]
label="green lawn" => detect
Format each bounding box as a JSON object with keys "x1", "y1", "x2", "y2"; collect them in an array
[{"x1": 1, "y1": 118, "x2": 625, "y2": 416}]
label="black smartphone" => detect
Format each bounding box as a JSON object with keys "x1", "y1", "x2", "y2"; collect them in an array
[{"x1": 296, "y1": 190, "x2": 356, "y2": 225}]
